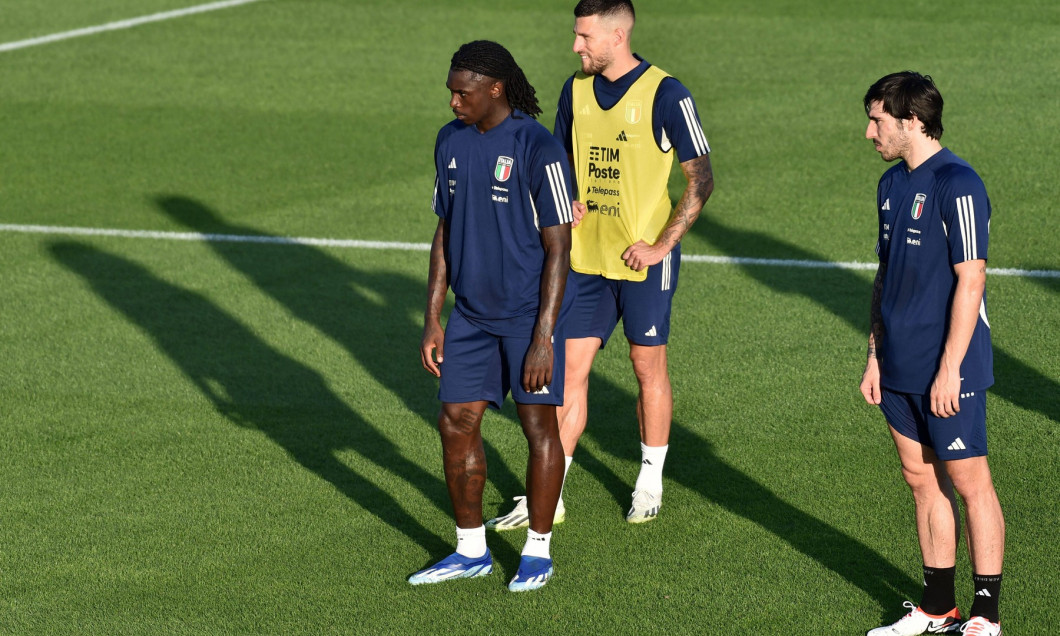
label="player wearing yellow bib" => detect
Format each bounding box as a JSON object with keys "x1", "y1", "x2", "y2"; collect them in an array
[
  {"x1": 488, "y1": 0, "x2": 714, "y2": 529},
  {"x1": 569, "y1": 63, "x2": 676, "y2": 282}
]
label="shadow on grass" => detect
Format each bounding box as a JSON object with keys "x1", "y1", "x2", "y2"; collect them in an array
[
  {"x1": 576, "y1": 372, "x2": 918, "y2": 617},
  {"x1": 1030, "y1": 273, "x2": 1059, "y2": 295},
  {"x1": 692, "y1": 214, "x2": 1060, "y2": 424},
  {"x1": 49, "y1": 241, "x2": 456, "y2": 565},
  {"x1": 149, "y1": 195, "x2": 525, "y2": 567}
]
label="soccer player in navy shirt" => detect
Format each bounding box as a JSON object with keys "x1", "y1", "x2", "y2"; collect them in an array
[
  {"x1": 860, "y1": 72, "x2": 1005, "y2": 636},
  {"x1": 410, "y1": 41, "x2": 574, "y2": 592},
  {"x1": 488, "y1": 0, "x2": 714, "y2": 531}
]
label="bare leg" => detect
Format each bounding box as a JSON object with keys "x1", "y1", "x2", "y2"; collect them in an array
[
  {"x1": 945, "y1": 456, "x2": 1005, "y2": 574},
  {"x1": 517, "y1": 402, "x2": 564, "y2": 534},
  {"x1": 438, "y1": 401, "x2": 489, "y2": 528},
  {"x1": 557, "y1": 337, "x2": 601, "y2": 456},
  {"x1": 889, "y1": 426, "x2": 960, "y2": 568},
  {"x1": 629, "y1": 343, "x2": 672, "y2": 446}
]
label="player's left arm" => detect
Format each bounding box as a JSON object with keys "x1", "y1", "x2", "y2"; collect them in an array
[
  {"x1": 523, "y1": 139, "x2": 574, "y2": 392},
  {"x1": 623, "y1": 154, "x2": 714, "y2": 271},
  {"x1": 931, "y1": 169, "x2": 991, "y2": 417},
  {"x1": 623, "y1": 82, "x2": 714, "y2": 271},
  {"x1": 524, "y1": 223, "x2": 571, "y2": 393},
  {"x1": 931, "y1": 258, "x2": 986, "y2": 417}
]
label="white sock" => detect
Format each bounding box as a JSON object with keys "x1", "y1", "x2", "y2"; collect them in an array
[
  {"x1": 522, "y1": 529, "x2": 552, "y2": 559},
  {"x1": 455, "y1": 525, "x2": 487, "y2": 558},
  {"x1": 557, "y1": 455, "x2": 574, "y2": 504},
  {"x1": 634, "y1": 443, "x2": 668, "y2": 493}
]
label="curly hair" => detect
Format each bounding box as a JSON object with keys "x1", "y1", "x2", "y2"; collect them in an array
[{"x1": 450, "y1": 40, "x2": 541, "y2": 119}]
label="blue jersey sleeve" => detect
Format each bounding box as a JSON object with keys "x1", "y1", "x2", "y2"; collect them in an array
[
  {"x1": 552, "y1": 75, "x2": 576, "y2": 155},
  {"x1": 526, "y1": 126, "x2": 574, "y2": 228},
  {"x1": 938, "y1": 165, "x2": 990, "y2": 264},
  {"x1": 654, "y1": 77, "x2": 711, "y2": 162},
  {"x1": 875, "y1": 172, "x2": 891, "y2": 263},
  {"x1": 432, "y1": 126, "x2": 452, "y2": 220}
]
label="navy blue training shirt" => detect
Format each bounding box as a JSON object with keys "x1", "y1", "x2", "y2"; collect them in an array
[
  {"x1": 875, "y1": 148, "x2": 993, "y2": 394},
  {"x1": 433, "y1": 110, "x2": 575, "y2": 336}
]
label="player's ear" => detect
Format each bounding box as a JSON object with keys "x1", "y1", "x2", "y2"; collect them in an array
[{"x1": 490, "y1": 80, "x2": 503, "y2": 100}]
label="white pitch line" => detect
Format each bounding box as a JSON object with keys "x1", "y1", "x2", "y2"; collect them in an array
[
  {"x1": 0, "y1": 0, "x2": 266, "y2": 54},
  {"x1": 0, "y1": 223, "x2": 430, "y2": 252},
  {"x1": 2, "y1": 223, "x2": 1058, "y2": 279},
  {"x1": 683, "y1": 254, "x2": 874, "y2": 271}
]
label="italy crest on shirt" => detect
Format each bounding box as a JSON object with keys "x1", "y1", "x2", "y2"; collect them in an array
[
  {"x1": 494, "y1": 156, "x2": 513, "y2": 182},
  {"x1": 625, "y1": 100, "x2": 643, "y2": 124},
  {"x1": 911, "y1": 193, "x2": 926, "y2": 220}
]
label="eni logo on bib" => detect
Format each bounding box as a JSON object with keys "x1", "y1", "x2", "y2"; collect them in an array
[
  {"x1": 911, "y1": 193, "x2": 926, "y2": 220},
  {"x1": 494, "y1": 156, "x2": 513, "y2": 182}
]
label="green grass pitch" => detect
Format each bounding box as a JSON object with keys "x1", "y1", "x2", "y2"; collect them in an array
[{"x1": 1, "y1": 0, "x2": 1057, "y2": 633}]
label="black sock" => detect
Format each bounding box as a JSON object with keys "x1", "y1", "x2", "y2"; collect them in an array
[
  {"x1": 969, "y1": 573, "x2": 1002, "y2": 623},
  {"x1": 919, "y1": 565, "x2": 957, "y2": 615}
]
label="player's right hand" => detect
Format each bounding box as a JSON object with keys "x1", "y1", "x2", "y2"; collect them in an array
[
  {"x1": 421, "y1": 322, "x2": 444, "y2": 377},
  {"x1": 859, "y1": 357, "x2": 882, "y2": 405},
  {"x1": 571, "y1": 200, "x2": 586, "y2": 228}
]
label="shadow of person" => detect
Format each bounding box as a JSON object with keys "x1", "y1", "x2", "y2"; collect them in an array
[
  {"x1": 1030, "y1": 272, "x2": 1060, "y2": 295},
  {"x1": 692, "y1": 214, "x2": 1060, "y2": 424},
  {"x1": 48, "y1": 240, "x2": 454, "y2": 561},
  {"x1": 153, "y1": 194, "x2": 439, "y2": 421},
  {"x1": 150, "y1": 195, "x2": 526, "y2": 553},
  {"x1": 575, "y1": 370, "x2": 918, "y2": 615}
]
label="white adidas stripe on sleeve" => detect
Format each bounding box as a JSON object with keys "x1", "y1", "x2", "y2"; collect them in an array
[
  {"x1": 956, "y1": 195, "x2": 978, "y2": 261},
  {"x1": 678, "y1": 97, "x2": 710, "y2": 156},
  {"x1": 545, "y1": 162, "x2": 573, "y2": 224}
]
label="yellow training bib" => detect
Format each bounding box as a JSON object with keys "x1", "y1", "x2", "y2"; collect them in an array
[{"x1": 571, "y1": 65, "x2": 674, "y2": 281}]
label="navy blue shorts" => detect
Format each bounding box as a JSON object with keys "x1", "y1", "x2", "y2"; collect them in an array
[
  {"x1": 879, "y1": 388, "x2": 988, "y2": 460},
  {"x1": 567, "y1": 243, "x2": 680, "y2": 348},
  {"x1": 438, "y1": 310, "x2": 565, "y2": 410}
]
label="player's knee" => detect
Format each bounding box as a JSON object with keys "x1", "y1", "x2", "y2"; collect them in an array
[
  {"x1": 526, "y1": 429, "x2": 562, "y2": 460},
  {"x1": 519, "y1": 411, "x2": 559, "y2": 444},
  {"x1": 899, "y1": 463, "x2": 945, "y2": 495},
  {"x1": 628, "y1": 347, "x2": 668, "y2": 382},
  {"x1": 949, "y1": 469, "x2": 997, "y2": 503},
  {"x1": 437, "y1": 406, "x2": 481, "y2": 441}
]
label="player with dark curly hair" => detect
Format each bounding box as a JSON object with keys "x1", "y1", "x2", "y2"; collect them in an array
[{"x1": 410, "y1": 40, "x2": 575, "y2": 592}]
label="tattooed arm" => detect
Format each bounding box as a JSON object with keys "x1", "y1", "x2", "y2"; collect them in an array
[
  {"x1": 860, "y1": 262, "x2": 887, "y2": 405},
  {"x1": 622, "y1": 153, "x2": 715, "y2": 272}
]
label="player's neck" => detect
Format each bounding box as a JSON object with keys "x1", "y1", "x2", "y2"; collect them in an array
[
  {"x1": 903, "y1": 138, "x2": 943, "y2": 171},
  {"x1": 476, "y1": 106, "x2": 512, "y2": 134},
  {"x1": 601, "y1": 50, "x2": 639, "y2": 82}
]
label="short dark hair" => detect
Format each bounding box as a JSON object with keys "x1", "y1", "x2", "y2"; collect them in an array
[
  {"x1": 450, "y1": 40, "x2": 541, "y2": 119},
  {"x1": 574, "y1": 0, "x2": 635, "y2": 22},
  {"x1": 864, "y1": 71, "x2": 944, "y2": 140}
]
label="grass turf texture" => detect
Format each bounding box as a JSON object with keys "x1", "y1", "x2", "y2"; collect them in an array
[{"x1": 1, "y1": 0, "x2": 1058, "y2": 633}]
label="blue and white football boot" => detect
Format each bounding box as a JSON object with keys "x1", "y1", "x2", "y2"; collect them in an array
[
  {"x1": 408, "y1": 550, "x2": 493, "y2": 585},
  {"x1": 507, "y1": 556, "x2": 553, "y2": 592}
]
